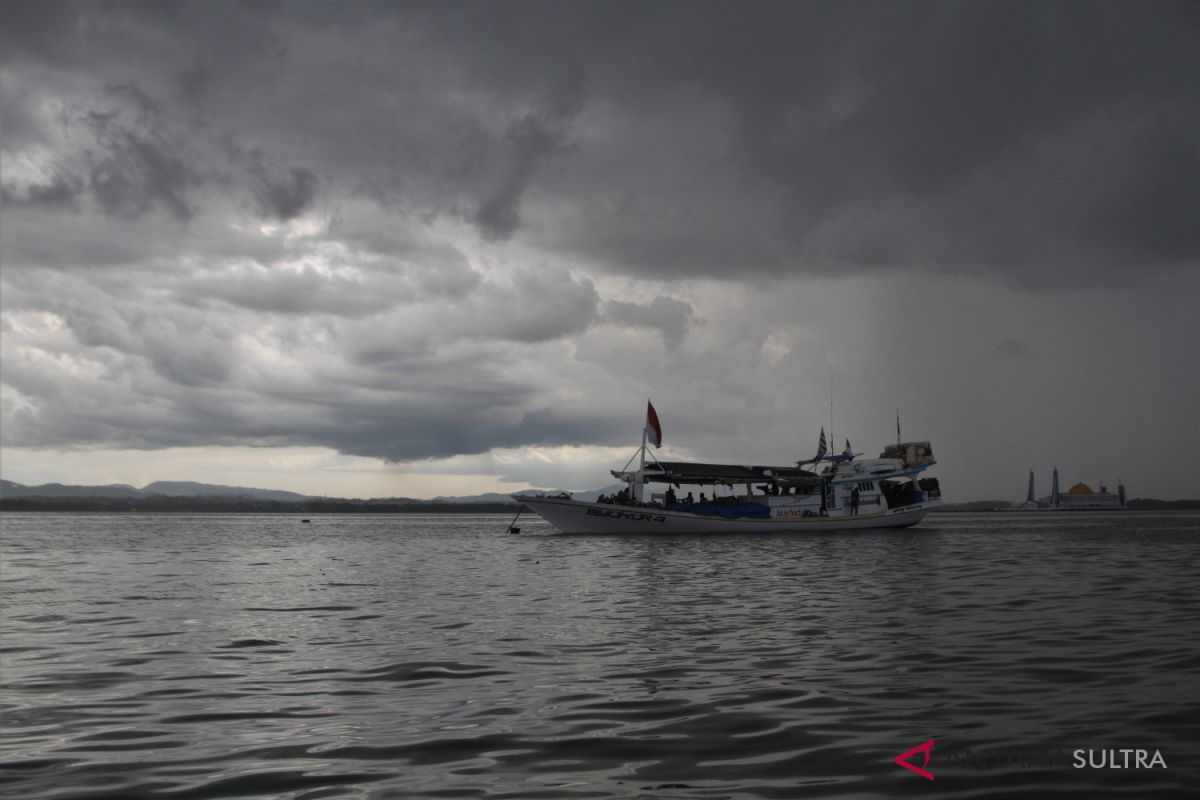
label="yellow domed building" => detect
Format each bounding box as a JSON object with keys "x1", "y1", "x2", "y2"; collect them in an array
[{"x1": 1033, "y1": 468, "x2": 1126, "y2": 509}]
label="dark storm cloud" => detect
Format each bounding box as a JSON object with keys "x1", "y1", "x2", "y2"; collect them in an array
[
  {"x1": 586, "y1": 0, "x2": 1198, "y2": 282},
  {"x1": 0, "y1": 0, "x2": 89, "y2": 64},
  {"x1": 183, "y1": 266, "x2": 397, "y2": 317},
  {"x1": 472, "y1": 114, "x2": 567, "y2": 241},
  {"x1": 602, "y1": 297, "x2": 693, "y2": 349},
  {"x1": 0, "y1": 77, "x2": 207, "y2": 222},
  {"x1": 400, "y1": 0, "x2": 1200, "y2": 281},
  {"x1": 1, "y1": 0, "x2": 1196, "y2": 484},
  {"x1": 9, "y1": 0, "x2": 1193, "y2": 280},
  {"x1": 247, "y1": 152, "x2": 319, "y2": 221},
  {"x1": 310, "y1": 400, "x2": 630, "y2": 464},
  {"x1": 0, "y1": 254, "x2": 604, "y2": 462},
  {"x1": 470, "y1": 269, "x2": 598, "y2": 344},
  {"x1": 0, "y1": 285, "x2": 619, "y2": 462},
  {"x1": 472, "y1": 72, "x2": 585, "y2": 240},
  {"x1": 1, "y1": 174, "x2": 84, "y2": 210},
  {"x1": 87, "y1": 126, "x2": 196, "y2": 220},
  {"x1": 342, "y1": 267, "x2": 599, "y2": 366}
]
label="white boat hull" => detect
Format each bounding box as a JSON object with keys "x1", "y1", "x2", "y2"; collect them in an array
[{"x1": 516, "y1": 496, "x2": 936, "y2": 534}]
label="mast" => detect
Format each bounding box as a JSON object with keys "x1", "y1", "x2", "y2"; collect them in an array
[{"x1": 636, "y1": 425, "x2": 647, "y2": 502}]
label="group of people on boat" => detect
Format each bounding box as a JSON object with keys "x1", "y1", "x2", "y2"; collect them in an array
[
  {"x1": 597, "y1": 483, "x2": 818, "y2": 512},
  {"x1": 592, "y1": 478, "x2": 929, "y2": 518},
  {"x1": 596, "y1": 486, "x2": 718, "y2": 509},
  {"x1": 596, "y1": 486, "x2": 705, "y2": 508},
  {"x1": 596, "y1": 487, "x2": 663, "y2": 507},
  {"x1": 664, "y1": 487, "x2": 720, "y2": 506}
]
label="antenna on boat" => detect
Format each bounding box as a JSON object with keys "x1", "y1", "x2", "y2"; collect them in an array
[
  {"x1": 896, "y1": 409, "x2": 902, "y2": 446},
  {"x1": 829, "y1": 367, "x2": 834, "y2": 452}
]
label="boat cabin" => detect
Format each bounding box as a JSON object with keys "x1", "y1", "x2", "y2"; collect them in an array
[{"x1": 607, "y1": 441, "x2": 939, "y2": 519}]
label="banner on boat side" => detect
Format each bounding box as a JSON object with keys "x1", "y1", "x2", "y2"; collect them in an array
[{"x1": 587, "y1": 507, "x2": 667, "y2": 523}]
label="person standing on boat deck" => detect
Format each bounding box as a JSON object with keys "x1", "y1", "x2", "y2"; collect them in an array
[
  {"x1": 851, "y1": 487, "x2": 860, "y2": 515},
  {"x1": 685, "y1": 492, "x2": 694, "y2": 506}
]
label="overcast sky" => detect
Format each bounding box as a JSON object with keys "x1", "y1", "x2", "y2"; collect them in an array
[{"x1": 2, "y1": 0, "x2": 1197, "y2": 501}]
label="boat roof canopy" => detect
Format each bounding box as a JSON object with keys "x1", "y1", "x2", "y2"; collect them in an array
[{"x1": 626, "y1": 461, "x2": 821, "y2": 485}]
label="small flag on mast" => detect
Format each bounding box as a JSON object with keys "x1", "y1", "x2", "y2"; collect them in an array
[
  {"x1": 645, "y1": 401, "x2": 662, "y2": 448},
  {"x1": 815, "y1": 427, "x2": 827, "y2": 461},
  {"x1": 843, "y1": 439, "x2": 853, "y2": 457}
]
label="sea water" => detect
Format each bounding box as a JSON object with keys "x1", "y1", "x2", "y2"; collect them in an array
[{"x1": 1, "y1": 511, "x2": 1197, "y2": 799}]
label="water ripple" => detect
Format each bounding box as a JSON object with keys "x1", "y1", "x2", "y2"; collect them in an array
[{"x1": 1, "y1": 511, "x2": 1196, "y2": 798}]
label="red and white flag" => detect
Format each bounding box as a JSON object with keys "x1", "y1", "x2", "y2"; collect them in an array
[{"x1": 645, "y1": 401, "x2": 663, "y2": 448}]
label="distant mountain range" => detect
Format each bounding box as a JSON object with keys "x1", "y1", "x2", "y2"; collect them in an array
[
  {"x1": 1, "y1": 480, "x2": 1193, "y2": 511},
  {"x1": 0, "y1": 479, "x2": 624, "y2": 505},
  {"x1": 0, "y1": 479, "x2": 315, "y2": 503}
]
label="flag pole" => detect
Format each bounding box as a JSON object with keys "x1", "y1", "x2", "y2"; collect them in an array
[{"x1": 637, "y1": 422, "x2": 647, "y2": 503}]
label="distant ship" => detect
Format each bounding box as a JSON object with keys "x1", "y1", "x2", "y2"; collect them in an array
[
  {"x1": 1018, "y1": 468, "x2": 1126, "y2": 510},
  {"x1": 515, "y1": 403, "x2": 941, "y2": 534}
]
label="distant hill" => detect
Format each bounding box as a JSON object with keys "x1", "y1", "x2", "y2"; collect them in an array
[
  {"x1": 0, "y1": 479, "x2": 313, "y2": 503},
  {"x1": 1, "y1": 480, "x2": 143, "y2": 498},
  {"x1": 140, "y1": 481, "x2": 313, "y2": 502},
  {"x1": 0, "y1": 478, "x2": 589, "y2": 507},
  {"x1": 428, "y1": 492, "x2": 525, "y2": 504}
]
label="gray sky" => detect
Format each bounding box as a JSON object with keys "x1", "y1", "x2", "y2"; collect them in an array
[{"x1": 2, "y1": 0, "x2": 1197, "y2": 500}]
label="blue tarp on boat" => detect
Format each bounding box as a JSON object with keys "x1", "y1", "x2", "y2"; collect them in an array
[{"x1": 667, "y1": 502, "x2": 771, "y2": 519}]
